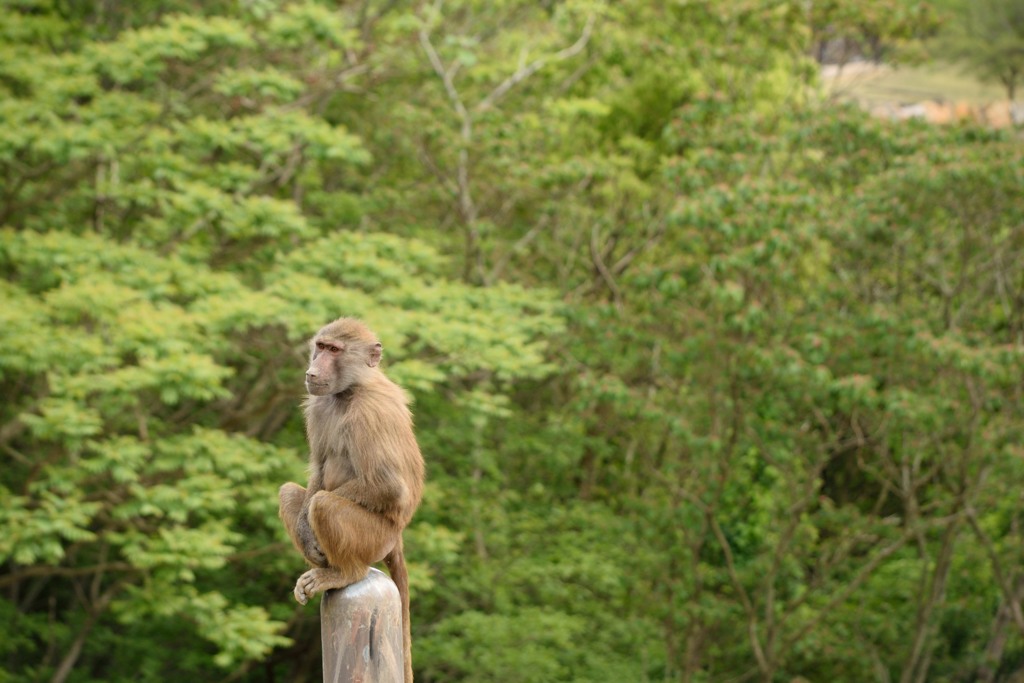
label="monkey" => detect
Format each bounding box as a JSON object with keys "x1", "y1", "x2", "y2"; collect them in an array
[{"x1": 279, "y1": 317, "x2": 424, "y2": 683}]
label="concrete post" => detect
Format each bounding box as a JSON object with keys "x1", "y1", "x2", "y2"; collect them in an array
[{"x1": 320, "y1": 568, "x2": 404, "y2": 683}]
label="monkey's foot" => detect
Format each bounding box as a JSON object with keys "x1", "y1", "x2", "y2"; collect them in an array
[{"x1": 293, "y1": 567, "x2": 368, "y2": 605}]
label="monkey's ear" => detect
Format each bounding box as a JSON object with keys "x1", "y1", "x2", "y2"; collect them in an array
[{"x1": 368, "y1": 342, "x2": 382, "y2": 367}]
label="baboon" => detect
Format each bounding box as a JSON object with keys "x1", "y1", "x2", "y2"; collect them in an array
[{"x1": 279, "y1": 318, "x2": 424, "y2": 683}]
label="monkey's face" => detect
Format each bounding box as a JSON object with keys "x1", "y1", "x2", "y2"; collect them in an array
[
  {"x1": 305, "y1": 335, "x2": 382, "y2": 395},
  {"x1": 305, "y1": 339, "x2": 346, "y2": 395}
]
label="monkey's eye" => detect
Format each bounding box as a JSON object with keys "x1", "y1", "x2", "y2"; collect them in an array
[{"x1": 328, "y1": 345, "x2": 341, "y2": 353}]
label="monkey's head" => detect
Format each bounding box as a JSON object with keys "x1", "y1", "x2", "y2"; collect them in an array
[{"x1": 305, "y1": 318, "x2": 383, "y2": 396}]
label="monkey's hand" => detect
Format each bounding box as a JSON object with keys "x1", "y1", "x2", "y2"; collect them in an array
[
  {"x1": 296, "y1": 513, "x2": 329, "y2": 567},
  {"x1": 305, "y1": 540, "x2": 328, "y2": 568}
]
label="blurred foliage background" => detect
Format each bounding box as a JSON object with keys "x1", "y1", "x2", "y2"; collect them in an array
[{"x1": 1, "y1": 0, "x2": 1023, "y2": 681}]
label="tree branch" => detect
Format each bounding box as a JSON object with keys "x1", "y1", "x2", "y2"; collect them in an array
[
  {"x1": 476, "y1": 13, "x2": 596, "y2": 112},
  {"x1": 0, "y1": 563, "x2": 137, "y2": 589},
  {"x1": 679, "y1": 489, "x2": 770, "y2": 676}
]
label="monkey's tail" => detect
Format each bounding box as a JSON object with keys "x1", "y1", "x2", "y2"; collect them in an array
[{"x1": 384, "y1": 537, "x2": 413, "y2": 683}]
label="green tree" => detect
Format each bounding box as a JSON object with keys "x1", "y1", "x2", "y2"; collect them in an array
[
  {"x1": 4, "y1": 0, "x2": 1024, "y2": 681},
  {"x1": 314, "y1": 0, "x2": 1024, "y2": 680},
  {"x1": 0, "y1": 2, "x2": 561, "y2": 680},
  {"x1": 945, "y1": 0, "x2": 1024, "y2": 100},
  {"x1": 808, "y1": 0, "x2": 940, "y2": 64}
]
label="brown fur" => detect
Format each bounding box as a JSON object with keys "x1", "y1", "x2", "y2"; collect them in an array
[{"x1": 279, "y1": 318, "x2": 424, "y2": 683}]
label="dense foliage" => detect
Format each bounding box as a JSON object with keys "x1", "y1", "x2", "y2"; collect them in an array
[{"x1": 2, "y1": 1, "x2": 1022, "y2": 682}]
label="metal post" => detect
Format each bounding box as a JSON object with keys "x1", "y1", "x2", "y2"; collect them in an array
[{"x1": 321, "y1": 568, "x2": 404, "y2": 683}]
